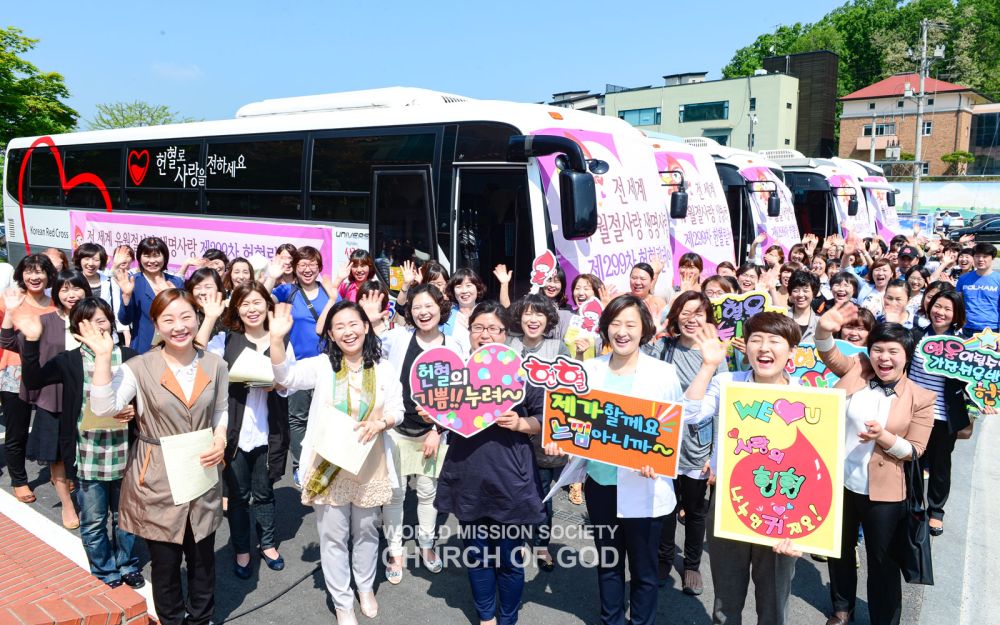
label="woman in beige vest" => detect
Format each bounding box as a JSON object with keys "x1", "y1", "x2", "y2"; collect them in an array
[
  {"x1": 270, "y1": 299, "x2": 403, "y2": 625},
  {"x1": 85, "y1": 289, "x2": 229, "y2": 625}
]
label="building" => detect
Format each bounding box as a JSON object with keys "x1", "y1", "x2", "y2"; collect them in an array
[
  {"x1": 549, "y1": 90, "x2": 604, "y2": 115},
  {"x1": 970, "y1": 103, "x2": 1000, "y2": 175},
  {"x1": 603, "y1": 72, "x2": 799, "y2": 151},
  {"x1": 838, "y1": 73, "x2": 992, "y2": 176},
  {"x1": 762, "y1": 50, "x2": 839, "y2": 157}
]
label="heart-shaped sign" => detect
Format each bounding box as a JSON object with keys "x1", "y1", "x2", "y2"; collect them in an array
[
  {"x1": 128, "y1": 149, "x2": 149, "y2": 185},
  {"x1": 409, "y1": 343, "x2": 526, "y2": 438},
  {"x1": 16, "y1": 136, "x2": 113, "y2": 254},
  {"x1": 773, "y1": 398, "x2": 806, "y2": 426}
]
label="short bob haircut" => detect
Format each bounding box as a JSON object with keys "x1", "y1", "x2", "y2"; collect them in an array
[
  {"x1": 52, "y1": 270, "x2": 93, "y2": 312},
  {"x1": 736, "y1": 263, "x2": 761, "y2": 278},
  {"x1": 866, "y1": 257, "x2": 894, "y2": 284},
  {"x1": 403, "y1": 283, "x2": 451, "y2": 326},
  {"x1": 446, "y1": 268, "x2": 486, "y2": 304},
  {"x1": 788, "y1": 270, "x2": 820, "y2": 295},
  {"x1": 69, "y1": 297, "x2": 116, "y2": 336},
  {"x1": 73, "y1": 243, "x2": 108, "y2": 270},
  {"x1": 14, "y1": 254, "x2": 57, "y2": 291},
  {"x1": 185, "y1": 267, "x2": 224, "y2": 294},
  {"x1": 744, "y1": 311, "x2": 802, "y2": 348},
  {"x1": 926, "y1": 289, "x2": 966, "y2": 332},
  {"x1": 868, "y1": 322, "x2": 916, "y2": 362},
  {"x1": 468, "y1": 300, "x2": 510, "y2": 332},
  {"x1": 136, "y1": 237, "x2": 170, "y2": 266},
  {"x1": 203, "y1": 248, "x2": 229, "y2": 267},
  {"x1": 319, "y1": 300, "x2": 382, "y2": 372},
  {"x1": 599, "y1": 294, "x2": 656, "y2": 347},
  {"x1": 510, "y1": 293, "x2": 560, "y2": 336},
  {"x1": 836, "y1": 307, "x2": 876, "y2": 340},
  {"x1": 829, "y1": 271, "x2": 861, "y2": 298},
  {"x1": 678, "y1": 252, "x2": 704, "y2": 272},
  {"x1": 788, "y1": 243, "x2": 810, "y2": 263},
  {"x1": 665, "y1": 291, "x2": 715, "y2": 336},
  {"x1": 223, "y1": 282, "x2": 274, "y2": 333},
  {"x1": 716, "y1": 261, "x2": 737, "y2": 275},
  {"x1": 702, "y1": 275, "x2": 737, "y2": 297},
  {"x1": 570, "y1": 273, "x2": 604, "y2": 307},
  {"x1": 292, "y1": 246, "x2": 323, "y2": 273}
]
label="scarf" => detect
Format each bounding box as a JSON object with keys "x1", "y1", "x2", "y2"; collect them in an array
[
  {"x1": 81, "y1": 344, "x2": 122, "y2": 416},
  {"x1": 304, "y1": 363, "x2": 377, "y2": 499}
]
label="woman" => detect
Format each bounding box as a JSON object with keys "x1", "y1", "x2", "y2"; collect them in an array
[
  {"x1": 879, "y1": 280, "x2": 913, "y2": 328},
  {"x1": 788, "y1": 243, "x2": 809, "y2": 265},
  {"x1": 771, "y1": 262, "x2": 803, "y2": 309},
  {"x1": 116, "y1": 237, "x2": 185, "y2": 353},
  {"x1": 337, "y1": 249, "x2": 377, "y2": 303},
  {"x1": 87, "y1": 289, "x2": 229, "y2": 625},
  {"x1": 735, "y1": 263, "x2": 762, "y2": 294},
  {"x1": 912, "y1": 281, "x2": 953, "y2": 330},
  {"x1": 811, "y1": 256, "x2": 832, "y2": 300},
  {"x1": 20, "y1": 297, "x2": 144, "y2": 588},
  {"x1": 224, "y1": 257, "x2": 256, "y2": 294},
  {"x1": 0, "y1": 254, "x2": 57, "y2": 504},
  {"x1": 74, "y1": 244, "x2": 132, "y2": 345},
  {"x1": 270, "y1": 298, "x2": 402, "y2": 625},
  {"x1": 446, "y1": 267, "x2": 486, "y2": 340},
  {"x1": 564, "y1": 273, "x2": 605, "y2": 360},
  {"x1": 904, "y1": 267, "x2": 931, "y2": 316},
  {"x1": 271, "y1": 246, "x2": 331, "y2": 480},
  {"x1": 702, "y1": 276, "x2": 737, "y2": 301},
  {"x1": 837, "y1": 307, "x2": 876, "y2": 347},
  {"x1": 815, "y1": 302, "x2": 934, "y2": 625},
  {"x1": 178, "y1": 249, "x2": 229, "y2": 278},
  {"x1": 264, "y1": 243, "x2": 298, "y2": 289},
  {"x1": 909, "y1": 290, "x2": 969, "y2": 538},
  {"x1": 630, "y1": 262, "x2": 667, "y2": 321},
  {"x1": 2, "y1": 269, "x2": 91, "y2": 528},
  {"x1": 186, "y1": 268, "x2": 225, "y2": 307},
  {"x1": 379, "y1": 284, "x2": 469, "y2": 583},
  {"x1": 677, "y1": 252, "x2": 704, "y2": 292},
  {"x1": 787, "y1": 270, "x2": 820, "y2": 344},
  {"x1": 434, "y1": 301, "x2": 546, "y2": 625},
  {"x1": 507, "y1": 294, "x2": 570, "y2": 359},
  {"x1": 188, "y1": 268, "x2": 227, "y2": 347},
  {"x1": 828, "y1": 271, "x2": 861, "y2": 307},
  {"x1": 206, "y1": 283, "x2": 291, "y2": 579},
  {"x1": 649, "y1": 291, "x2": 727, "y2": 595},
  {"x1": 860, "y1": 258, "x2": 894, "y2": 316},
  {"x1": 545, "y1": 294, "x2": 685, "y2": 625},
  {"x1": 716, "y1": 262, "x2": 737, "y2": 278},
  {"x1": 538, "y1": 264, "x2": 575, "y2": 339}
]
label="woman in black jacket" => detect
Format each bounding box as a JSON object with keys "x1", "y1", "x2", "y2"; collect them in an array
[{"x1": 908, "y1": 289, "x2": 970, "y2": 536}]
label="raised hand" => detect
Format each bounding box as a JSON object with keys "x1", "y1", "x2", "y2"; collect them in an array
[
  {"x1": 598, "y1": 284, "x2": 621, "y2": 307},
  {"x1": 649, "y1": 253, "x2": 664, "y2": 277},
  {"x1": 267, "y1": 255, "x2": 285, "y2": 280},
  {"x1": 753, "y1": 232, "x2": 767, "y2": 246},
  {"x1": 358, "y1": 289, "x2": 385, "y2": 324},
  {"x1": 3, "y1": 287, "x2": 25, "y2": 311},
  {"x1": 492, "y1": 264, "x2": 512, "y2": 285},
  {"x1": 112, "y1": 247, "x2": 133, "y2": 272},
  {"x1": 14, "y1": 313, "x2": 43, "y2": 341},
  {"x1": 114, "y1": 268, "x2": 135, "y2": 297},
  {"x1": 268, "y1": 303, "x2": 295, "y2": 338},
  {"x1": 335, "y1": 261, "x2": 351, "y2": 285},
  {"x1": 401, "y1": 260, "x2": 417, "y2": 286},
  {"x1": 693, "y1": 323, "x2": 726, "y2": 367},
  {"x1": 201, "y1": 291, "x2": 226, "y2": 320},
  {"x1": 818, "y1": 300, "x2": 858, "y2": 334},
  {"x1": 73, "y1": 319, "x2": 115, "y2": 359}
]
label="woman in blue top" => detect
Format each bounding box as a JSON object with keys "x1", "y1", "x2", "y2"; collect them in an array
[
  {"x1": 114, "y1": 237, "x2": 184, "y2": 354},
  {"x1": 270, "y1": 246, "x2": 332, "y2": 482}
]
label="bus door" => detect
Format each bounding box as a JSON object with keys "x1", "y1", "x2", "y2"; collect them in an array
[
  {"x1": 784, "y1": 172, "x2": 838, "y2": 240},
  {"x1": 453, "y1": 166, "x2": 534, "y2": 299},
  {"x1": 370, "y1": 167, "x2": 436, "y2": 286},
  {"x1": 715, "y1": 164, "x2": 754, "y2": 265}
]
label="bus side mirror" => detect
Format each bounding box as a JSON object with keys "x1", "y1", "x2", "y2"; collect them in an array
[
  {"x1": 887, "y1": 192, "x2": 896, "y2": 207},
  {"x1": 670, "y1": 190, "x2": 689, "y2": 219},
  {"x1": 559, "y1": 169, "x2": 597, "y2": 240},
  {"x1": 848, "y1": 197, "x2": 859, "y2": 216},
  {"x1": 767, "y1": 193, "x2": 781, "y2": 217}
]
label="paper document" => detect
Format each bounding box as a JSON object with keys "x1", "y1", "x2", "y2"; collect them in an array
[
  {"x1": 395, "y1": 435, "x2": 448, "y2": 479},
  {"x1": 314, "y1": 408, "x2": 376, "y2": 475},
  {"x1": 79, "y1": 404, "x2": 127, "y2": 432},
  {"x1": 228, "y1": 348, "x2": 274, "y2": 385},
  {"x1": 159, "y1": 429, "x2": 219, "y2": 505}
]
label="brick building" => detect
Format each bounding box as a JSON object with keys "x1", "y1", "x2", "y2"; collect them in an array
[{"x1": 838, "y1": 73, "x2": 991, "y2": 176}]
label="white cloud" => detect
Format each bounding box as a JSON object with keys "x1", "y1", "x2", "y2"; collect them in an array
[{"x1": 152, "y1": 62, "x2": 205, "y2": 81}]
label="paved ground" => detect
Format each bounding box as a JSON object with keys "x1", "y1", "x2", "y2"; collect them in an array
[{"x1": 0, "y1": 414, "x2": 989, "y2": 625}]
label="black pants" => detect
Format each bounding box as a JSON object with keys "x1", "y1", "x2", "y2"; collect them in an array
[
  {"x1": 828, "y1": 489, "x2": 907, "y2": 625},
  {"x1": 146, "y1": 524, "x2": 216, "y2": 625},
  {"x1": 1, "y1": 391, "x2": 31, "y2": 487},
  {"x1": 920, "y1": 420, "x2": 958, "y2": 521},
  {"x1": 224, "y1": 445, "x2": 277, "y2": 553},
  {"x1": 659, "y1": 474, "x2": 709, "y2": 573},
  {"x1": 584, "y1": 478, "x2": 663, "y2": 625}
]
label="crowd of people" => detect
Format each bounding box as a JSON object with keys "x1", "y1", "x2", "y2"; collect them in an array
[{"x1": 0, "y1": 226, "x2": 995, "y2": 625}]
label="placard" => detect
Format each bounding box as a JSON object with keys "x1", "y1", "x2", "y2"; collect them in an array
[
  {"x1": 715, "y1": 382, "x2": 846, "y2": 557},
  {"x1": 785, "y1": 341, "x2": 868, "y2": 388},
  {"x1": 917, "y1": 330, "x2": 1000, "y2": 411},
  {"x1": 542, "y1": 387, "x2": 683, "y2": 476},
  {"x1": 712, "y1": 291, "x2": 785, "y2": 341}
]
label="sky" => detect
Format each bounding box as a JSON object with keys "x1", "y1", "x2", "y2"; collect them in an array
[{"x1": 8, "y1": 0, "x2": 849, "y2": 126}]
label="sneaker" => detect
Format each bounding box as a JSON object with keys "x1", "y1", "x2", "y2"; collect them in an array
[
  {"x1": 682, "y1": 570, "x2": 703, "y2": 596},
  {"x1": 293, "y1": 469, "x2": 303, "y2": 490},
  {"x1": 122, "y1": 571, "x2": 146, "y2": 589}
]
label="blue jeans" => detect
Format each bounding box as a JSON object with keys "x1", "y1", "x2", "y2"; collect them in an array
[
  {"x1": 461, "y1": 520, "x2": 527, "y2": 625},
  {"x1": 534, "y1": 465, "x2": 563, "y2": 548},
  {"x1": 76, "y1": 478, "x2": 140, "y2": 584}
]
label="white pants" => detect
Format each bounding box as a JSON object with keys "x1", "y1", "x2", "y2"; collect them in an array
[
  {"x1": 315, "y1": 504, "x2": 381, "y2": 611},
  {"x1": 382, "y1": 431, "x2": 438, "y2": 556}
]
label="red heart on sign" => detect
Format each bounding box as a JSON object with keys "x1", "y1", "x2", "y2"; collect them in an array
[
  {"x1": 128, "y1": 149, "x2": 149, "y2": 185},
  {"x1": 16, "y1": 136, "x2": 113, "y2": 254}
]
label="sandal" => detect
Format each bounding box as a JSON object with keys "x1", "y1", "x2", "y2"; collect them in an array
[
  {"x1": 568, "y1": 483, "x2": 584, "y2": 505},
  {"x1": 13, "y1": 485, "x2": 36, "y2": 504},
  {"x1": 536, "y1": 549, "x2": 555, "y2": 572},
  {"x1": 385, "y1": 558, "x2": 403, "y2": 585},
  {"x1": 929, "y1": 518, "x2": 944, "y2": 536}
]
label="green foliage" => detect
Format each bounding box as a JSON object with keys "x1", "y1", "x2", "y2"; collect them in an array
[
  {"x1": 941, "y1": 150, "x2": 976, "y2": 174},
  {"x1": 88, "y1": 100, "x2": 197, "y2": 130},
  {"x1": 0, "y1": 27, "x2": 78, "y2": 153}
]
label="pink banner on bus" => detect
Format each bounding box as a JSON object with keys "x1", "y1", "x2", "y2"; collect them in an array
[{"x1": 68, "y1": 211, "x2": 335, "y2": 279}]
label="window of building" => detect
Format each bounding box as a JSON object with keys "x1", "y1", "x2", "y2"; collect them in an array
[
  {"x1": 868, "y1": 102, "x2": 876, "y2": 110},
  {"x1": 678, "y1": 101, "x2": 728, "y2": 123},
  {"x1": 927, "y1": 97, "x2": 935, "y2": 106},
  {"x1": 921, "y1": 162, "x2": 930, "y2": 175},
  {"x1": 785, "y1": 138, "x2": 791, "y2": 145},
  {"x1": 972, "y1": 112, "x2": 1000, "y2": 148},
  {"x1": 897, "y1": 100, "x2": 905, "y2": 108},
  {"x1": 618, "y1": 107, "x2": 661, "y2": 126},
  {"x1": 786, "y1": 102, "x2": 793, "y2": 109},
  {"x1": 862, "y1": 123, "x2": 896, "y2": 137},
  {"x1": 749, "y1": 97, "x2": 756, "y2": 111},
  {"x1": 922, "y1": 121, "x2": 933, "y2": 136}
]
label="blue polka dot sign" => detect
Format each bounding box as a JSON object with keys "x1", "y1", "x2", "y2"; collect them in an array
[{"x1": 409, "y1": 343, "x2": 527, "y2": 438}]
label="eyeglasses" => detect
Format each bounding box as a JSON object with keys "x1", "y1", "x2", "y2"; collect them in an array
[
  {"x1": 297, "y1": 262, "x2": 319, "y2": 270},
  {"x1": 471, "y1": 324, "x2": 506, "y2": 335}
]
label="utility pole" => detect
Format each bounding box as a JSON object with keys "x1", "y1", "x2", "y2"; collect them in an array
[
  {"x1": 869, "y1": 110, "x2": 877, "y2": 163},
  {"x1": 911, "y1": 18, "x2": 929, "y2": 218}
]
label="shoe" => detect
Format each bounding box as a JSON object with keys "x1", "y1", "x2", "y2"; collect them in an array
[
  {"x1": 292, "y1": 469, "x2": 303, "y2": 491},
  {"x1": 259, "y1": 547, "x2": 285, "y2": 571},
  {"x1": 335, "y1": 607, "x2": 359, "y2": 625},
  {"x1": 421, "y1": 549, "x2": 443, "y2": 574},
  {"x1": 855, "y1": 545, "x2": 860, "y2": 569},
  {"x1": 106, "y1": 579, "x2": 124, "y2": 589},
  {"x1": 568, "y1": 483, "x2": 584, "y2": 505},
  {"x1": 536, "y1": 550, "x2": 554, "y2": 572},
  {"x1": 234, "y1": 555, "x2": 252, "y2": 580},
  {"x1": 358, "y1": 591, "x2": 378, "y2": 618},
  {"x1": 61, "y1": 509, "x2": 80, "y2": 530},
  {"x1": 12, "y1": 485, "x2": 35, "y2": 503},
  {"x1": 385, "y1": 559, "x2": 403, "y2": 585},
  {"x1": 825, "y1": 610, "x2": 853, "y2": 625},
  {"x1": 929, "y1": 519, "x2": 944, "y2": 536},
  {"x1": 811, "y1": 554, "x2": 829, "y2": 562},
  {"x1": 682, "y1": 569, "x2": 703, "y2": 596},
  {"x1": 122, "y1": 571, "x2": 146, "y2": 589}
]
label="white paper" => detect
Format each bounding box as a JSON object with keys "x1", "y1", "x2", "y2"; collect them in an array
[
  {"x1": 395, "y1": 435, "x2": 449, "y2": 479},
  {"x1": 228, "y1": 348, "x2": 274, "y2": 385},
  {"x1": 159, "y1": 429, "x2": 219, "y2": 505},
  {"x1": 314, "y1": 408, "x2": 376, "y2": 475}
]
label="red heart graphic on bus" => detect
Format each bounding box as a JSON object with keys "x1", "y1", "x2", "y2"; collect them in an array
[
  {"x1": 16, "y1": 136, "x2": 113, "y2": 254},
  {"x1": 128, "y1": 149, "x2": 149, "y2": 185}
]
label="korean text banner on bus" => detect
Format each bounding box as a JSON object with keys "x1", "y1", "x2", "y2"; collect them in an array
[
  {"x1": 653, "y1": 145, "x2": 735, "y2": 283},
  {"x1": 534, "y1": 126, "x2": 673, "y2": 292},
  {"x1": 863, "y1": 175, "x2": 903, "y2": 241},
  {"x1": 738, "y1": 166, "x2": 800, "y2": 253},
  {"x1": 828, "y1": 173, "x2": 876, "y2": 239}
]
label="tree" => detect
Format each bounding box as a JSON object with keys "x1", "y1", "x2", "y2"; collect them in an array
[
  {"x1": 941, "y1": 150, "x2": 975, "y2": 175},
  {"x1": 0, "y1": 27, "x2": 78, "y2": 153},
  {"x1": 88, "y1": 100, "x2": 196, "y2": 129}
]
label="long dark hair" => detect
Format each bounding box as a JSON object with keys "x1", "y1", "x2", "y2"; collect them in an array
[{"x1": 319, "y1": 300, "x2": 382, "y2": 372}]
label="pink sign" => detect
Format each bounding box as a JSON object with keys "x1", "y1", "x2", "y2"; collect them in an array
[
  {"x1": 409, "y1": 343, "x2": 526, "y2": 438},
  {"x1": 68, "y1": 210, "x2": 335, "y2": 279}
]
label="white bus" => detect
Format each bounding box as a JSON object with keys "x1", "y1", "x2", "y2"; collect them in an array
[{"x1": 4, "y1": 87, "x2": 683, "y2": 297}]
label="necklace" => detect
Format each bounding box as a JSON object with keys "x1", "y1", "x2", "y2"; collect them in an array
[{"x1": 345, "y1": 359, "x2": 364, "y2": 374}]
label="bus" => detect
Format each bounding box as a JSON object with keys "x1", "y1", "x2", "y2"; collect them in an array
[{"x1": 3, "y1": 87, "x2": 680, "y2": 299}]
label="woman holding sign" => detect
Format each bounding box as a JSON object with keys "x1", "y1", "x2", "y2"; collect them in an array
[
  {"x1": 815, "y1": 302, "x2": 934, "y2": 625},
  {"x1": 87, "y1": 289, "x2": 229, "y2": 625},
  {"x1": 269, "y1": 299, "x2": 403, "y2": 624}
]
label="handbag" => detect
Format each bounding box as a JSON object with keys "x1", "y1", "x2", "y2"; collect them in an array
[
  {"x1": 895, "y1": 449, "x2": 934, "y2": 585},
  {"x1": 956, "y1": 422, "x2": 974, "y2": 440}
]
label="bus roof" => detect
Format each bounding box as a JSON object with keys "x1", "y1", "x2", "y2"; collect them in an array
[{"x1": 682, "y1": 137, "x2": 784, "y2": 171}]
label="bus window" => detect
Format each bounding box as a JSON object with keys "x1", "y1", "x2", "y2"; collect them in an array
[
  {"x1": 455, "y1": 123, "x2": 519, "y2": 162},
  {"x1": 4, "y1": 149, "x2": 25, "y2": 200},
  {"x1": 312, "y1": 134, "x2": 435, "y2": 193},
  {"x1": 64, "y1": 147, "x2": 122, "y2": 209},
  {"x1": 206, "y1": 139, "x2": 302, "y2": 191},
  {"x1": 125, "y1": 143, "x2": 201, "y2": 213},
  {"x1": 27, "y1": 148, "x2": 62, "y2": 207},
  {"x1": 370, "y1": 169, "x2": 434, "y2": 284},
  {"x1": 311, "y1": 194, "x2": 368, "y2": 223},
  {"x1": 455, "y1": 168, "x2": 533, "y2": 299},
  {"x1": 205, "y1": 192, "x2": 301, "y2": 219}
]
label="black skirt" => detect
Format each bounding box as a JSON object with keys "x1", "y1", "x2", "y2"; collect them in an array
[{"x1": 26, "y1": 406, "x2": 62, "y2": 463}]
